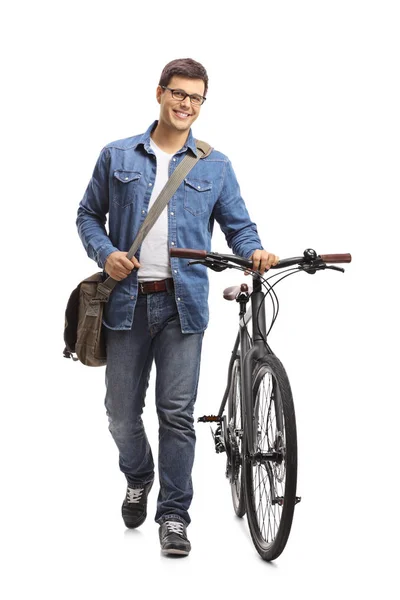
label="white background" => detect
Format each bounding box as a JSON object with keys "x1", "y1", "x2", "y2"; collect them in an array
[{"x1": 1, "y1": 1, "x2": 399, "y2": 598}]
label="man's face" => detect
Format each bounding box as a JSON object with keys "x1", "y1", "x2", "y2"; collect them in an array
[{"x1": 156, "y1": 76, "x2": 205, "y2": 133}]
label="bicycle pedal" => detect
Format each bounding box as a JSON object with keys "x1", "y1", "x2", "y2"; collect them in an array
[
  {"x1": 295, "y1": 496, "x2": 302, "y2": 504},
  {"x1": 197, "y1": 415, "x2": 222, "y2": 423}
]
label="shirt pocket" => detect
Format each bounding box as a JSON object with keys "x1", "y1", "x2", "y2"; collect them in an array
[
  {"x1": 184, "y1": 178, "x2": 212, "y2": 217},
  {"x1": 112, "y1": 170, "x2": 141, "y2": 207}
]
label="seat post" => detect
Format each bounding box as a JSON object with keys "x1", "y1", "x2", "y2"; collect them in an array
[{"x1": 236, "y1": 283, "x2": 250, "y2": 317}]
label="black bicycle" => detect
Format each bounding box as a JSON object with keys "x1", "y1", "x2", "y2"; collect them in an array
[{"x1": 170, "y1": 247, "x2": 351, "y2": 561}]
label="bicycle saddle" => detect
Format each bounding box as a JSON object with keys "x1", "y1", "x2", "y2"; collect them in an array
[{"x1": 223, "y1": 283, "x2": 252, "y2": 301}]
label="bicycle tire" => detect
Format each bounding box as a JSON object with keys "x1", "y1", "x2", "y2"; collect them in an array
[
  {"x1": 243, "y1": 354, "x2": 297, "y2": 561},
  {"x1": 227, "y1": 359, "x2": 246, "y2": 517}
]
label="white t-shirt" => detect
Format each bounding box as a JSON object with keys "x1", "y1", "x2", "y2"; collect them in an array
[{"x1": 138, "y1": 139, "x2": 174, "y2": 282}]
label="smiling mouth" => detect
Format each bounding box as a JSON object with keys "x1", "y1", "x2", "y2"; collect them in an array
[{"x1": 173, "y1": 110, "x2": 191, "y2": 119}]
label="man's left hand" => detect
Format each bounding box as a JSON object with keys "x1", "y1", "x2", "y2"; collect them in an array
[{"x1": 249, "y1": 249, "x2": 280, "y2": 274}]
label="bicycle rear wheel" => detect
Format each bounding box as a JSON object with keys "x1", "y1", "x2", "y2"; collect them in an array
[
  {"x1": 243, "y1": 354, "x2": 297, "y2": 561},
  {"x1": 227, "y1": 359, "x2": 246, "y2": 517}
]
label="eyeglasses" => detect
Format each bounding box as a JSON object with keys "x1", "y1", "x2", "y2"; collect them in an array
[{"x1": 161, "y1": 86, "x2": 206, "y2": 106}]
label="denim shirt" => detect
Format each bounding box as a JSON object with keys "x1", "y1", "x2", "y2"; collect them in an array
[{"x1": 76, "y1": 121, "x2": 263, "y2": 333}]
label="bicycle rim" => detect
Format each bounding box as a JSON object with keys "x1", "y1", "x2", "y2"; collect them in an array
[{"x1": 244, "y1": 354, "x2": 297, "y2": 561}]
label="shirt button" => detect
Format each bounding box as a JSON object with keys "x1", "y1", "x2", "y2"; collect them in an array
[
  {"x1": 197, "y1": 185, "x2": 201, "y2": 189},
  {"x1": 149, "y1": 183, "x2": 153, "y2": 187},
  {"x1": 171, "y1": 242, "x2": 175, "y2": 246},
  {"x1": 173, "y1": 158, "x2": 176, "y2": 162},
  {"x1": 177, "y1": 297, "x2": 181, "y2": 301},
  {"x1": 142, "y1": 210, "x2": 146, "y2": 214},
  {"x1": 174, "y1": 270, "x2": 177, "y2": 274},
  {"x1": 170, "y1": 212, "x2": 174, "y2": 216},
  {"x1": 125, "y1": 177, "x2": 129, "y2": 181},
  {"x1": 130, "y1": 296, "x2": 135, "y2": 300}
]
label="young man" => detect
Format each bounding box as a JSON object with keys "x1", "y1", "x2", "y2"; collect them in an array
[{"x1": 76, "y1": 58, "x2": 278, "y2": 557}]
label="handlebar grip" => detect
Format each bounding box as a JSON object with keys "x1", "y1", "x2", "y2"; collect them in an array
[
  {"x1": 170, "y1": 248, "x2": 208, "y2": 259},
  {"x1": 320, "y1": 253, "x2": 352, "y2": 263}
]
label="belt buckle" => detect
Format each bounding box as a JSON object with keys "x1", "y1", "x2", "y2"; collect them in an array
[{"x1": 140, "y1": 282, "x2": 145, "y2": 294}]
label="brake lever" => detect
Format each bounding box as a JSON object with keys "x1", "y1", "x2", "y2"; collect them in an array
[
  {"x1": 325, "y1": 265, "x2": 345, "y2": 273},
  {"x1": 187, "y1": 260, "x2": 206, "y2": 266},
  {"x1": 299, "y1": 263, "x2": 345, "y2": 274},
  {"x1": 187, "y1": 259, "x2": 229, "y2": 272},
  {"x1": 299, "y1": 262, "x2": 324, "y2": 274}
]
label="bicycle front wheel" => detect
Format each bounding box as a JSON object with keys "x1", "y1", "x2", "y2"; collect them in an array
[{"x1": 243, "y1": 354, "x2": 298, "y2": 561}]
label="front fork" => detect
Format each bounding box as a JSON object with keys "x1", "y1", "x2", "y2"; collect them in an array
[
  {"x1": 241, "y1": 276, "x2": 267, "y2": 456},
  {"x1": 241, "y1": 343, "x2": 264, "y2": 456}
]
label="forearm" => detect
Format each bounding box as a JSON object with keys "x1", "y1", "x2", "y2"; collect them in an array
[
  {"x1": 217, "y1": 208, "x2": 263, "y2": 258},
  {"x1": 76, "y1": 205, "x2": 119, "y2": 269}
]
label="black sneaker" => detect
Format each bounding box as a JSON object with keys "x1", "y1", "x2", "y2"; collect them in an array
[
  {"x1": 121, "y1": 481, "x2": 153, "y2": 529},
  {"x1": 159, "y1": 518, "x2": 191, "y2": 556}
]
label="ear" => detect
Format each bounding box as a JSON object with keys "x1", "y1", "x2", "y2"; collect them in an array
[{"x1": 156, "y1": 85, "x2": 163, "y2": 105}]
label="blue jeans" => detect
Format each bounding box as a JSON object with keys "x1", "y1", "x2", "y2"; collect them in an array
[{"x1": 104, "y1": 288, "x2": 204, "y2": 525}]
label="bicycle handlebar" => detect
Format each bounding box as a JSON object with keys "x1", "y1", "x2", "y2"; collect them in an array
[
  {"x1": 170, "y1": 247, "x2": 352, "y2": 269},
  {"x1": 319, "y1": 253, "x2": 352, "y2": 264},
  {"x1": 171, "y1": 248, "x2": 208, "y2": 260}
]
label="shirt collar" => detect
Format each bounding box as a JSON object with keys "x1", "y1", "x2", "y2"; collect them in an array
[{"x1": 134, "y1": 120, "x2": 198, "y2": 157}]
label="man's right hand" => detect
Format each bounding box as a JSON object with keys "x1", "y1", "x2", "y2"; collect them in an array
[{"x1": 104, "y1": 251, "x2": 140, "y2": 280}]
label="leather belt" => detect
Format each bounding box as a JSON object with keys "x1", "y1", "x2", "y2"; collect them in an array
[{"x1": 138, "y1": 278, "x2": 174, "y2": 295}]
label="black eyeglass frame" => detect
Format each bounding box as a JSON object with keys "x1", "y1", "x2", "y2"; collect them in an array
[{"x1": 161, "y1": 86, "x2": 207, "y2": 106}]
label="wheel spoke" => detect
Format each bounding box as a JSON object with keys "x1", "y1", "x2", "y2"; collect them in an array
[
  {"x1": 258, "y1": 467, "x2": 271, "y2": 540},
  {"x1": 254, "y1": 462, "x2": 281, "y2": 542}
]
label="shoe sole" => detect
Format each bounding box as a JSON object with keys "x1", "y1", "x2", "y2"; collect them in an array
[{"x1": 161, "y1": 548, "x2": 190, "y2": 556}]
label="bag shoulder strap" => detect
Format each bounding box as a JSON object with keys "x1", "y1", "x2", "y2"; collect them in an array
[
  {"x1": 98, "y1": 139, "x2": 212, "y2": 296},
  {"x1": 195, "y1": 139, "x2": 212, "y2": 158}
]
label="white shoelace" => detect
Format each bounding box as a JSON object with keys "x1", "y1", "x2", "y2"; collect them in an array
[
  {"x1": 165, "y1": 520, "x2": 184, "y2": 535},
  {"x1": 126, "y1": 487, "x2": 144, "y2": 504}
]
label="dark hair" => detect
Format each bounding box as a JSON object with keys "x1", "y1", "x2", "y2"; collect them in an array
[{"x1": 159, "y1": 58, "x2": 208, "y2": 97}]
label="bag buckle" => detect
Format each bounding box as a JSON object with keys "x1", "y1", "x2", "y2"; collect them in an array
[{"x1": 94, "y1": 282, "x2": 112, "y2": 302}]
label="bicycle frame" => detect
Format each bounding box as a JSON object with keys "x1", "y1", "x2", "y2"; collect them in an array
[{"x1": 217, "y1": 275, "x2": 270, "y2": 454}]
